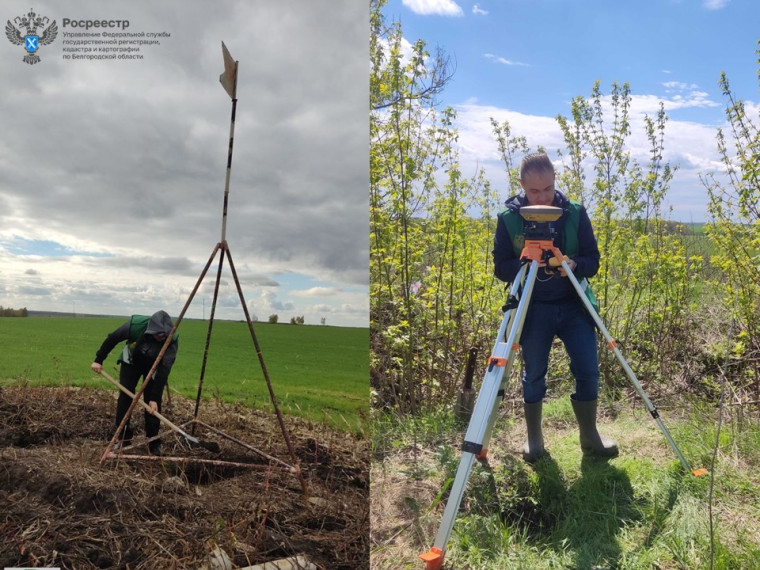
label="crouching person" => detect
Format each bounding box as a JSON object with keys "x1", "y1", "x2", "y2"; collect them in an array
[{"x1": 91, "y1": 310, "x2": 179, "y2": 456}]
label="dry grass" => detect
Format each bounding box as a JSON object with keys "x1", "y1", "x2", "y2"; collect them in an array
[
  {"x1": 0, "y1": 385, "x2": 369, "y2": 569},
  {"x1": 370, "y1": 452, "x2": 442, "y2": 570}
]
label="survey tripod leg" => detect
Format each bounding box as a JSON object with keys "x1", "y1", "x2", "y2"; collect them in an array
[
  {"x1": 476, "y1": 264, "x2": 535, "y2": 460},
  {"x1": 420, "y1": 261, "x2": 539, "y2": 570},
  {"x1": 559, "y1": 258, "x2": 708, "y2": 477},
  {"x1": 420, "y1": 250, "x2": 708, "y2": 569}
]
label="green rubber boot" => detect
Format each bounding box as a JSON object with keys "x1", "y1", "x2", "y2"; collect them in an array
[
  {"x1": 571, "y1": 397, "x2": 618, "y2": 457},
  {"x1": 522, "y1": 401, "x2": 545, "y2": 463}
]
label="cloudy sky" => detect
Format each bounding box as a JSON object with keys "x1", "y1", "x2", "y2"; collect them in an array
[
  {"x1": 384, "y1": 0, "x2": 760, "y2": 222},
  {"x1": 0, "y1": 1, "x2": 368, "y2": 327}
]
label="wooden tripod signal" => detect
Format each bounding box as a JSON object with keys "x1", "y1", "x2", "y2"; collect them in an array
[{"x1": 99, "y1": 43, "x2": 308, "y2": 497}]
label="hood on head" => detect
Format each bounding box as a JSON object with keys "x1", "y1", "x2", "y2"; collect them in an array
[
  {"x1": 145, "y1": 310, "x2": 173, "y2": 336},
  {"x1": 504, "y1": 194, "x2": 528, "y2": 212}
]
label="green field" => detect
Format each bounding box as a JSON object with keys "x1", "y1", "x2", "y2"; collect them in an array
[{"x1": 0, "y1": 317, "x2": 368, "y2": 433}]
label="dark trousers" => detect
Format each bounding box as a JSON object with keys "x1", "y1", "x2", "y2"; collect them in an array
[
  {"x1": 520, "y1": 299, "x2": 600, "y2": 404},
  {"x1": 115, "y1": 362, "x2": 162, "y2": 448}
]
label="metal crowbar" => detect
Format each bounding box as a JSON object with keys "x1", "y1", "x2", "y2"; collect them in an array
[{"x1": 98, "y1": 369, "x2": 220, "y2": 453}]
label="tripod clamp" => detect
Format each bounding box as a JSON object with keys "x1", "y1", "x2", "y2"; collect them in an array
[{"x1": 521, "y1": 238, "x2": 566, "y2": 266}]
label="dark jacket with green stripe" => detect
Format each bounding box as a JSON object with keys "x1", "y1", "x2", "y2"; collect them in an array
[
  {"x1": 94, "y1": 311, "x2": 178, "y2": 400},
  {"x1": 492, "y1": 190, "x2": 600, "y2": 303}
]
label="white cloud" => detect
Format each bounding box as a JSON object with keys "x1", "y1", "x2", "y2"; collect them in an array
[
  {"x1": 292, "y1": 287, "x2": 341, "y2": 298},
  {"x1": 626, "y1": 92, "x2": 720, "y2": 114},
  {"x1": 484, "y1": 53, "x2": 529, "y2": 67},
  {"x1": 704, "y1": 0, "x2": 730, "y2": 9},
  {"x1": 669, "y1": 91, "x2": 721, "y2": 109},
  {"x1": 663, "y1": 81, "x2": 699, "y2": 91},
  {"x1": 248, "y1": 290, "x2": 294, "y2": 314},
  {"x1": 450, "y1": 90, "x2": 738, "y2": 221},
  {"x1": 454, "y1": 104, "x2": 564, "y2": 164},
  {"x1": 245, "y1": 286, "x2": 368, "y2": 326},
  {"x1": 472, "y1": 4, "x2": 489, "y2": 15},
  {"x1": 402, "y1": 0, "x2": 464, "y2": 17}
]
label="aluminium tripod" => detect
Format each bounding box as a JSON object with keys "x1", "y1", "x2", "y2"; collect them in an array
[{"x1": 420, "y1": 227, "x2": 707, "y2": 570}]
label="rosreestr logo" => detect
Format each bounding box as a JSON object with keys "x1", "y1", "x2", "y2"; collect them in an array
[{"x1": 5, "y1": 9, "x2": 58, "y2": 65}]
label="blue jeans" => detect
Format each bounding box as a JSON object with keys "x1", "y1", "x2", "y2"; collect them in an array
[{"x1": 519, "y1": 299, "x2": 599, "y2": 404}]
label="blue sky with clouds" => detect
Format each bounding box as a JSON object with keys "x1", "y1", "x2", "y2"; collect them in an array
[
  {"x1": 0, "y1": 1, "x2": 368, "y2": 327},
  {"x1": 383, "y1": 0, "x2": 760, "y2": 221}
]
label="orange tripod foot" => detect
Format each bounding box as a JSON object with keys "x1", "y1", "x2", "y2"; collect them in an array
[
  {"x1": 692, "y1": 468, "x2": 708, "y2": 477},
  {"x1": 476, "y1": 448, "x2": 489, "y2": 460},
  {"x1": 420, "y1": 547, "x2": 444, "y2": 570}
]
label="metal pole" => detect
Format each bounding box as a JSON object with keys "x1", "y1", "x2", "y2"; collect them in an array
[
  {"x1": 224, "y1": 243, "x2": 309, "y2": 498},
  {"x1": 194, "y1": 420, "x2": 293, "y2": 470},
  {"x1": 561, "y1": 258, "x2": 707, "y2": 477},
  {"x1": 99, "y1": 369, "x2": 200, "y2": 445},
  {"x1": 192, "y1": 245, "x2": 226, "y2": 431},
  {"x1": 421, "y1": 262, "x2": 538, "y2": 570},
  {"x1": 103, "y1": 453, "x2": 296, "y2": 472},
  {"x1": 220, "y1": 92, "x2": 237, "y2": 242},
  {"x1": 218, "y1": 42, "x2": 238, "y2": 242}
]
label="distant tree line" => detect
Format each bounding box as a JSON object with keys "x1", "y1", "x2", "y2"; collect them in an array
[
  {"x1": 0, "y1": 306, "x2": 28, "y2": 317},
  {"x1": 266, "y1": 314, "x2": 308, "y2": 325}
]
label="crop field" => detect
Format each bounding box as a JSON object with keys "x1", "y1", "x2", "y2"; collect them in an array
[
  {"x1": 0, "y1": 316, "x2": 370, "y2": 569},
  {"x1": 0, "y1": 316, "x2": 369, "y2": 433}
]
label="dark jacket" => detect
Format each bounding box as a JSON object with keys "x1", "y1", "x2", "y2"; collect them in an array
[
  {"x1": 94, "y1": 310, "x2": 178, "y2": 399},
  {"x1": 492, "y1": 190, "x2": 600, "y2": 303}
]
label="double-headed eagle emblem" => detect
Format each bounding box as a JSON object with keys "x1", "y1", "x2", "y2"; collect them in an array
[{"x1": 6, "y1": 10, "x2": 58, "y2": 65}]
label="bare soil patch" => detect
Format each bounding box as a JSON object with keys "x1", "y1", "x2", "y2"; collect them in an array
[{"x1": 0, "y1": 386, "x2": 368, "y2": 569}]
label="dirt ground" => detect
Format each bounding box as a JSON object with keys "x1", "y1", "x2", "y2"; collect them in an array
[{"x1": 0, "y1": 385, "x2": 369, "y2": 569}]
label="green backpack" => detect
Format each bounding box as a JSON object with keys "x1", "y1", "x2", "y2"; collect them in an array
[
  {"x1": 118, "y1": 314, "x2": 178, "y2": 364},
  {"x1": 498, "y1": 200, "x2": 600, "y2": 314}
]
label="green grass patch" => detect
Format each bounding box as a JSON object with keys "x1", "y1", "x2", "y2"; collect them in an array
[
  {"x1": 370, "y1": 401, "x2": 760, "y2": 569},
  {"x1": 0, "y1": 316, "x2": 368, "y2": 433}
]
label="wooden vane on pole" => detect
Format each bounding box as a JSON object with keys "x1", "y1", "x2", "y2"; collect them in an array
[{"x1": 219, "y1": 41, "x2": 238, "y2": 100}]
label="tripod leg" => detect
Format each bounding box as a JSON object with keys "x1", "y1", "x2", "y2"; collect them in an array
[
  {"x1": 478, "y1": 263, "x2": 538, "y2": 460},
  {"x1": 561, "y1": 260, "x2": 707, "y2": 477},
  {"x1": 420, "y1": 262, "x2": 539, "y2": 570}
]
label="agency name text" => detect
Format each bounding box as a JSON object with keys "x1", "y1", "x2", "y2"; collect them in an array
[{"x1": 62, "y1": 18, "x2": 130, "y2": 30}]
